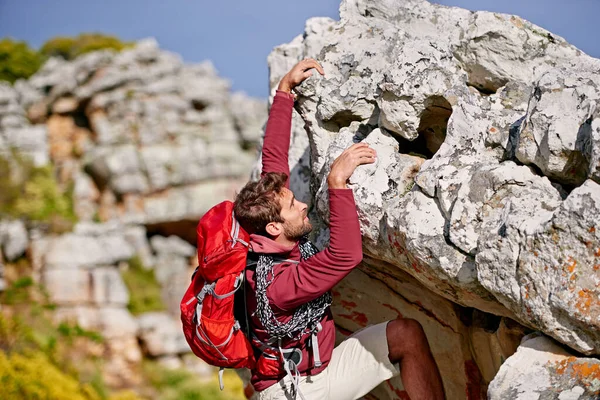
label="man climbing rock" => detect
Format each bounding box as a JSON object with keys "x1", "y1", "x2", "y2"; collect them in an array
[{"x1": 233, "y1": 59, "x2": 445, "y2": 400}]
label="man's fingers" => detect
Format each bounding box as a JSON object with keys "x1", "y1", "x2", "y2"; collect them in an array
[
  {"x1": 302, "y1": 70, "x2": 313, "y2": 79},
  {"x1": 300, "y1": 59, "x2": 325, "y2": 76},
  {"x1": 345, "y1": 145, "x2": 376, "y2": 157},
  {"x1": 350, "y1": 149, "x2": 376, "y2": 158},
  {"x1": 345, "y1": 142, "x2": 370, "y2": 152}
]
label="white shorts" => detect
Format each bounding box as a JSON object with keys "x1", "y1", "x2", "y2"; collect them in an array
[{"x1": 257, "y1": 322, "x2": 400, "y2": 400}]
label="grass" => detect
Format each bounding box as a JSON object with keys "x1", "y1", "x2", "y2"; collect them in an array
[
  {"x1": 0, "y1": 151, "x2": 77, "y2": 232},
  {"x1": 121, "y1": 256, "x2": 166, "y2": 315},
  {"x1": 0, "y1": 260, "x2": 130, "y2": 400}
]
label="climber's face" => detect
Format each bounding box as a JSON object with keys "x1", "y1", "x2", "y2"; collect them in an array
[{"x1": 278, "y1": 187, "x2": 312, "y2": 241}]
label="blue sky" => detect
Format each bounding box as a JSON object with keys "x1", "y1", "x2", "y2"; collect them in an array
[{"x1": 1, "y1": 0, "x2": 598, "y2": 98}]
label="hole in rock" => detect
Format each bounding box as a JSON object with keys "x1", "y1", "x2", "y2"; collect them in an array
[
  {"x1": 83, "y1": 163, "x2": 109, "y2": 193},
  {"x1": 467, "y1": 82, "x2": 503, "y2": 96},
  {"x1": 328, "y1": 110, "x2": 367, "y2": 130},
  {"x1": 191, "y1": 100, "x2": 208, "y2": 112},
  {"x1": 457, "y1": 307, "x2": 503, "y2": 333},
  {"x1": 73, "y1": 98, "x2": 92, "y2": 130},
  {"x1": 146, "y1": 219, "x2": 198, "y2": 246},
  {"x1": 395, "y1": 96, "x2": 452, "y2": 159}
]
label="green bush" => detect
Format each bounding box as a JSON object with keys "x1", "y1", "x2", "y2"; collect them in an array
[
  {"x1": 0, "y1": 152, "x2": 76, "y2": 230},
  {"x1": 0, "y1": 351, "x2": 102, "y2": 400},
  {"x1": 0, "y1": 265, "x2": 136, "y2": 400},
  {"x1": 0, "y1": 33, "x2": 132, "y2": 84},
  {"x1": 40, "y1": 33, "x2": 132, "y2": 60},
  {"x1": 0, "y1": 38, "x2": 45, "y2": 83},
  {"x1": 121, "y1": 256, "x2": 166, "y2": 315}
]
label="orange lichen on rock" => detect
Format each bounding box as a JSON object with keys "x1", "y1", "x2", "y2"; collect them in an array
[
  {"x1": 575, "y1": 289, "x2": 598, "y2": 314},
  {"x1": 510, "y1": 16, "x2": 525, "y2": 28},
  {"x1": 566, "y1": 257, "x2": 577, "y2": 274},
  {"x1": 552, "y1": 357, "x2": 600, "y2": 386}
]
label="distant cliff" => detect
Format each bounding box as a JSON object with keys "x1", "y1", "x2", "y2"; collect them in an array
[{"x1": 0, "y1": 37, "x2": 265, "y2": 398}]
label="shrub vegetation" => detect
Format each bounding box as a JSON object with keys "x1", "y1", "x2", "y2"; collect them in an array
[
  {"x1": 0, "y1": 38, "x2": 45, "y2": 83},
  {"x1": 0, "y1": 260, "x2": 134, "y2": 400},
  {"x1": 40, "y1": 33, "x2": 132, "y2": 60},
  {"x1": 0, "y1": 152, "x2": 76, "y2": 231},
  {"x1": 0, "y1": 33, "x2": 132, "y2": 83},
  {"x1": 121, "y1": 256, "x2": 166, "y2": 315}
]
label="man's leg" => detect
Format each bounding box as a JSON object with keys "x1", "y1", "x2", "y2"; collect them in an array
[{"x1": 387, "y1": 318, "x2": 445, "y2": 400}]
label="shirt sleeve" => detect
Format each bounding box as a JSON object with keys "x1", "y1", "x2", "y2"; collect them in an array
[
  {"x1": 266, "y1": 189, "x2": 363, "y2": 310},
  {"x1": 261, "y1": 90, "x2": 295, "y2": 187}
]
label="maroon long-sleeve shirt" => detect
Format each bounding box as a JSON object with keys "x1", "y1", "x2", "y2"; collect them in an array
[{"x1": 247, "y1": 91, "x2": 363, "y2": 391}]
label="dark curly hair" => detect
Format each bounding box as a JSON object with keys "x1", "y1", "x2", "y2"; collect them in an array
[{"x1": 233, "y1": 172, "x2": 288, "y2": 235}]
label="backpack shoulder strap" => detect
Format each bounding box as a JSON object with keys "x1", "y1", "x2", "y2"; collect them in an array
[{"x1": 247, "y1": 251, "x2": 299, "y2": 267}]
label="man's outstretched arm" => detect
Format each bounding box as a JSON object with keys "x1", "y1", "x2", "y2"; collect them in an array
[
  {"x1": 261, "y1": 59, "x2": 324, "y2": 186},
  {"x1": 268, "y1": 143, "x2": 377, "y2": 310}
]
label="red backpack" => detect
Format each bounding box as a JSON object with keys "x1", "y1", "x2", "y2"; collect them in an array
[{"x1": 180, "y1": 201, "x2": 256, "y2": 376}]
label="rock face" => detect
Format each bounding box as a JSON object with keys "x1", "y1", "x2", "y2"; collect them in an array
[
  {"x1": 0, "y1": 39, "x2": 265, "y2": 393},
  {"x1": 4, "y1": 38, "x2": 266, "y2": 227},
  {"x1": 263, "y1": 0, "x2": 600, "y2": 397},
  {"x1": 0, "y1": 82, "x2": 48, "y2": 166},
  {"x1": 488, "y1": 335, "x2": 600, "y2": 399},
  {"x1": 332, "y1": 261, "x2": 527, "y2": 399}
]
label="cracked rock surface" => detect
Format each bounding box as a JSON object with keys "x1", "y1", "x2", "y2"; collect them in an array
[
  {"x1": 261, "y1": 0, "x2": 600, "y2": 394},
  {"x1": 488, "y1": 334, "x2": 600, "y2": 399},
  {"x1": 1, "y1": 39, "x2": 265, "y2": 390}
]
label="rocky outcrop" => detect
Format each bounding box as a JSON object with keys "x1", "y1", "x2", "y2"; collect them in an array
[
  {"x1": 264, "y1": 0, "x2": 600, "y2": 397},
  {"x1": 488, "y1": 335, "x2": 600, "y2": 399},
  {"x1": 0, "y1": 38, "x2": 265, "y2": 393},
  {"x1": 5, "y1": 38, "x2": 266, "y2": 227},
  {"x1": 0, "y1": 82, "x2": 48, "y2": 166},
  {"x1": 28, "y1": 221, "x2": 203, "y2": 387}
]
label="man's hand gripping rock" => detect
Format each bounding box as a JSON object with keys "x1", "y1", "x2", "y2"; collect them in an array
[
  {"x1": 328, "y1": 143, "x2": 377, "y2": 189},
  {"x1": 278, "y1": 58, "x2": 325, "y2": 93},
  {"x1": 277, "y1": 58, "x2": 376, "y2": 188}
]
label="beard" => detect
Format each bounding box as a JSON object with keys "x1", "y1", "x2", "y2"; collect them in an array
[{"x1": 283, "y1": 219, "x2": 313, "y2": 242}]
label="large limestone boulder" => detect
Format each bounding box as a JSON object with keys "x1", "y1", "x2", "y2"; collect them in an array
[
  {"x1": 489, "y1": 334, "x2": 600, "y2": 399},
  {"x1": 516, "y1": 64, "x2": 600, "y2": 187},
  {"x1": 35, "y1": 228, "x2": 134, "y2": 270},
  {"x1": 266, "y1": 0, "x2": 600, "y2": 361}
]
